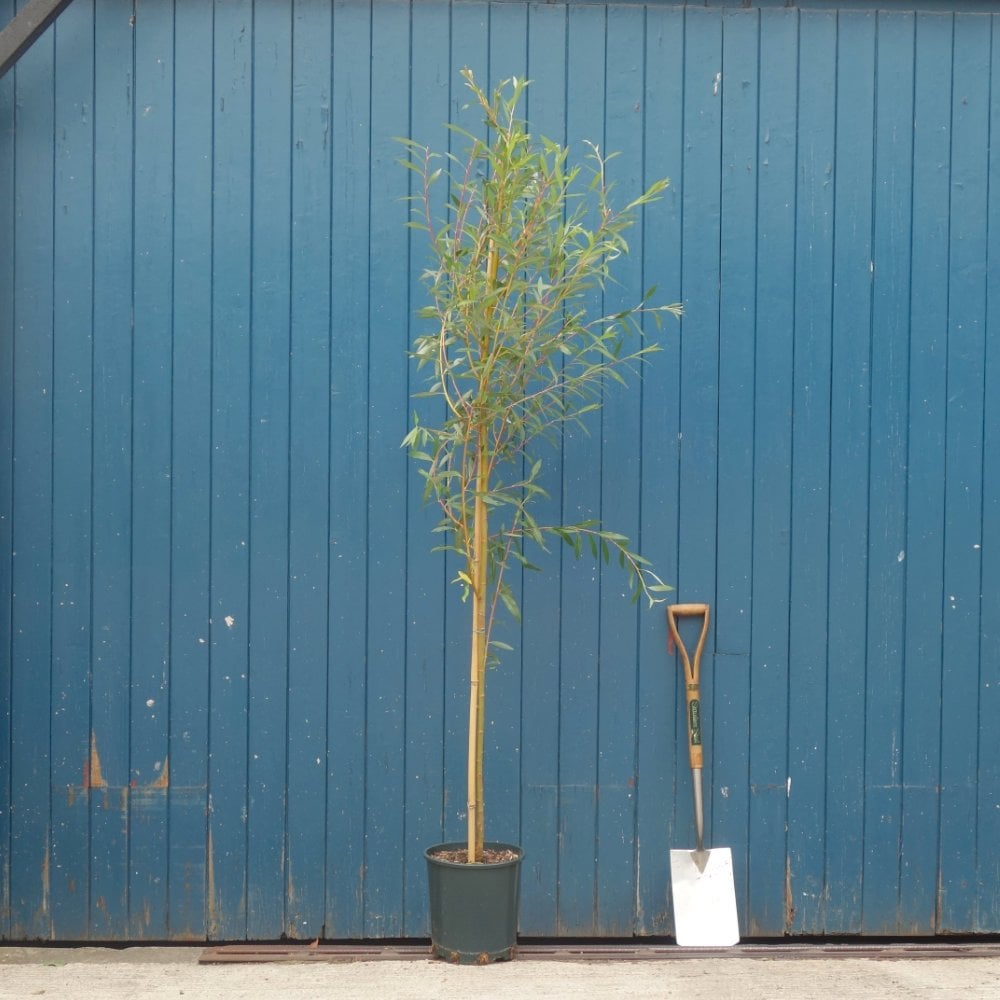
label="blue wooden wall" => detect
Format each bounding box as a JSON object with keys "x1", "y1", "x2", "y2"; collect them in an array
[{"x1": 0, "y1": 0, "x2": 998, "y2": 941}]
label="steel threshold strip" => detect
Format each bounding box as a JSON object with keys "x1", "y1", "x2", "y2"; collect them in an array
[{"x1": 199, "y1": 941, "x2": 1000, "y2": 964}]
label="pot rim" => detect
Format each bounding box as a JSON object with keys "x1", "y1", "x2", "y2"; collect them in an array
[{"x1": 425, "y1": 841, "x2": 523, "y2": 869}]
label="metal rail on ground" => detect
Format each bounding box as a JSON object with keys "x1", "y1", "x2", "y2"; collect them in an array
[{"x1": 199, "y1": 940, "x2": 1000, "y2": 964}]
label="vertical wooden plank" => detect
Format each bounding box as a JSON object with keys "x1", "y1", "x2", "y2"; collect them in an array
[
  {"x1": 325, "y1": 0, "x2": 370, "y2": 940},
  {"x1": 517, "y1": 0, "x2": 567, "y2": 937},
  {"x1": 245, "y1": 0, "x2": 291, "y2": 943},
  {"x1": 209, "y1": 0, "x2": 254, "y2": 940},
  {"x1": 787, "y1": 6, "x2": 836, "y2": 937},
  {"x1": 978, "y1": 12, "x2": 1000, "y2": 934},
  {"x1": 596, "y1": 2, "x2": 645, "y2": 936},
  {"x1": 437, "y1": 0, "x2": 486, "y2": 866},
  {"x1": 938, "y1": 11, "x2": 989, "y2": 935},
  {"x1": 635, "y1": 0, "x2": 683, "y2": 938},
  {"x1": 89, "y1": 0, "x2": 134, "y2": 939},
  {"x1": 284, "y1": 0, "x2": 333, "y2": 941},
  {"x1": 49, "y1": 0, "x2": 94, "y2": 940},
  {"x1": 898, "y1": 10, "x2": 951, "y2": 936},
  {"x1": 557, "y1": 0, "x2": 605, "y2": 935},
  {"x1": 712, "y1": 6, "x2": 758, "y2": 936},
  {"x1": 672, "y1": 4, "x2": 722, "y2": 933},
  {"x1": 361, "y1": 0, "x2": 410, "y2": 939},
  {"x1": 861, "y1": 9, "x2": 914, "y2": 936},
  {"x1": 674, "y1": 22, "x2": 723, "y2": 937},
  {"x1": 9, "y1": 7, "x2": 54, "y2": 941},
  {"x1": 824, "y1": 8, "x2": 875, "y2": 936},
  {"x1": 168, "y1": 0, "x2": 213, "y2": 941},
  {"x1": 486, "y1": 0, "x2": 529, "y2": 873},
  {"x1": 0, "y1": 0, "x2": 14, "y2": 938},
  {"x1": 677, "y1": 8, "x2": 721, "y2": 604},
  {"x1": 128, "y1": 0, "x2": 175, "y2": 940},
  {"x1": 402, "y1": 0, "x2": 452, "y2": 936},
  {"x1": 485, "y1": 0, "x2": 532, "y2": 908},
  {"x1": 746, "y1": 6, "x2": 797, "y2": 939},
  {"x1": 715, "y1": 7, "x2": 756, "y2": 661}
]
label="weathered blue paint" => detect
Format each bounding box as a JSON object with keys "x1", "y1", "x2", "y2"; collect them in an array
[
  {"x1": 245, "y1": 0, "x2": 291, "y2": 941},
  {"x1": 326, "y1": 0, "x2": 371, "y2": 941},
  {"x1": 0, "y1": 0, "x2": 11, "y2": 938},
  {"x1": 48, "y1": 0, "x2": 94, "y2": 941},
  {"x1": 898, "y1": 10, "x2": 949, "y2": 936},
  {"x1": 9, "y1": 0, "x2": 53, "y2": 942},
  {"x1": 939, "y1": 14, "x2": 991, "y2": 937},
  {"x1": 862, "y1": 10, "x2": 914, "y2": 936},
  {"x1": 401, "y1": 1, "x2": 452, "y2": 939},
  {"x1": 980, "y1": 26, "x2": 1000, "y2": 938},
  {"x1": 167, "y1": 0, "x2": 214, "y2": 940},
  {"x1": 0, "y1": 0, "x2": 998, "y2": 941}
]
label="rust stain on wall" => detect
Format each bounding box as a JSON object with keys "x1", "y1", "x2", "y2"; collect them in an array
[
  {"x1": 785, "y1": 855, "x2": 796, "y2": 932},
  {"x1": 41, "y1": 840, "x2": 50, "y2": 901},
  {"x1": 36, "y1": 832, "x2": 52, "y2": 935},
  {"x1": 206, "y1": 827, "x2": 218, "y2": 939},
  {"x1": 149, "y1": 756, "x2": 169, "y2": 790},
  {"x1": 83, "y1": 732, "x2": 107, "y2": 789}
]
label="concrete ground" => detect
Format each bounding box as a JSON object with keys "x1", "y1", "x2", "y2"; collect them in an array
[{"x1": 1, "y1": 945, "x2": 999, "y2": 999}]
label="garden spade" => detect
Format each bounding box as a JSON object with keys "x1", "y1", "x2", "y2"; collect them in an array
[{"x1": 666, "y1": 603, "x2": 739, "y2": 947}]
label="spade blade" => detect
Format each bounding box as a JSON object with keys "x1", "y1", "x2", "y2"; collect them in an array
[{"x1": 670, "y1": 846, "x2": 740, "y2": 947}]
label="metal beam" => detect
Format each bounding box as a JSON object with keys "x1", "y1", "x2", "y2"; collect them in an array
[{"x1": 0, "y1": 0, "x2": 76, "y2": 79}]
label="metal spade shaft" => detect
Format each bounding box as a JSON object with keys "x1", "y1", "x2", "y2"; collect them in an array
[
  {"x1": 666, "y1": 603, "x2": 711, "y2": 873},
  {"x1": 691, "y1": 767, "x2": 707, "y2": 871}
]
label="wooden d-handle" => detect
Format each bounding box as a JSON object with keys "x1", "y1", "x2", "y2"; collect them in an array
[{"x1": 666, "y1": 603, "x2": 710, "y2": 770}]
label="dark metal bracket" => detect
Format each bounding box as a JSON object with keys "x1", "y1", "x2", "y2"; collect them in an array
[{"x1": 0, "y1": 0, "x2": 76, "y2": 79}]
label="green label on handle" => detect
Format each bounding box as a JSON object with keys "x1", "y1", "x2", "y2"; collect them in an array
[{"x1": 689, "y1": 699, "x2": 702, "y2": 746}]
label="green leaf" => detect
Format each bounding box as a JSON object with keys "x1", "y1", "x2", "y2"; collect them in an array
[
  {"x1": 498, "y1": 583, "x2": 521, "y2": 623},
  {"x1": 510, "y1": 548, "x2": 542, "y2": 573}
]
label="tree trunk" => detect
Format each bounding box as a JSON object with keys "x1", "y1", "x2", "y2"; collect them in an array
[{"x1": 467, "y1": 428, "x2": 489, "y2": 863}]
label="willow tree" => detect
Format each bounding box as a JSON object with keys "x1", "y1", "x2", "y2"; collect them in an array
[{"x1": 402, "y1": 70, "x2": 680, "y2": 864}]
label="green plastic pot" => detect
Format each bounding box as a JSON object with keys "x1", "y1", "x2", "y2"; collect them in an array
[{"x1": 425, "y1": 842, "x2": 523, "y2": 964}]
